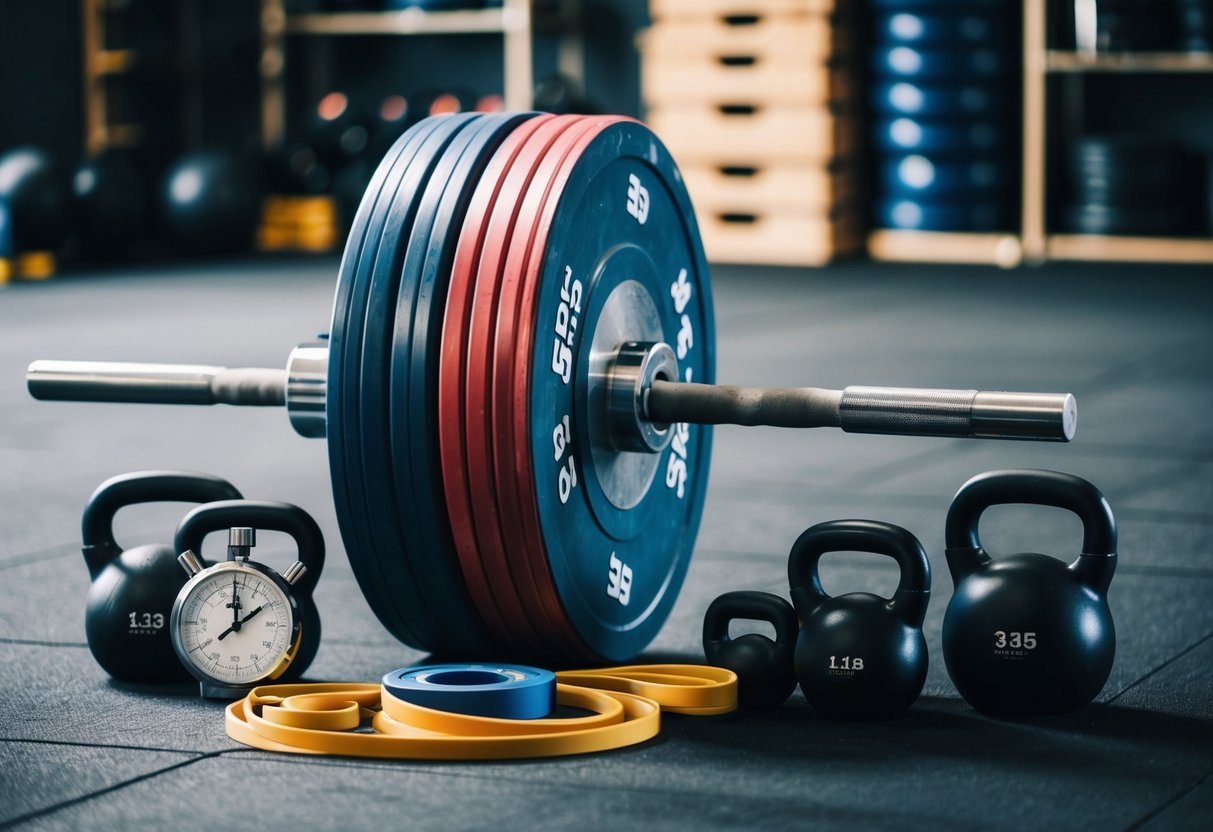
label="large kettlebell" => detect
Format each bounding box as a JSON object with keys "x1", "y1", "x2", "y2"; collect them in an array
[
  {"x1": 174, "y1": 500, "x2": 325, "y2": 680},
  {"x1": 942, "y1": 469, "x2": 1117, "y2": 716},
  {"x1": 82, "y1": 470, "x2": 243, "y2": 683},
  {"x1": 703, "y1": 590, "x2": 798, "y2": 709},
  {"x1": 789, "y1": 520, "x2": 931, "y2": 720}
]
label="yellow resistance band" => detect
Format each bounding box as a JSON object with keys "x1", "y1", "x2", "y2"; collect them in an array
[{"x1": 226, "y1": 664, "x2": 737, "y2": 760}]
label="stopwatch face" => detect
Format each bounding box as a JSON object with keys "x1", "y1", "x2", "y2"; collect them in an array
[{"x1": 172, "y1": 565, "x2": 298, "y2": 686}]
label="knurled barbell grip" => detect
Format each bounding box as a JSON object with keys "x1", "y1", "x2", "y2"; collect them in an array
[
  {"x1": 647, "y1": 382, "x2": 1076, "y2": 442},
  {"x1": 26, "y1": 360, "x2": 286, "y2": 406}
]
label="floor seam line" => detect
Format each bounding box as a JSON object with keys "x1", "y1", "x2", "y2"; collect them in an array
[
  {"x1": 0, "y1": 751, "x2": 220, "y2": 831},
  {"x1": 1105, "y1": 629, "x2": 1213, "y2": 706},
  {"x1": 1123, "y1": 765, "x2": 1213, "y2": 831}
]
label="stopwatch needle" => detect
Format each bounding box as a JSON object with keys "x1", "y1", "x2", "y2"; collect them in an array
[{"x1": 217, "y1": 605, "x2": 265, "y2": 641}]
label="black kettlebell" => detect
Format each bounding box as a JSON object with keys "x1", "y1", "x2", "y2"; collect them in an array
[
  {"x1": 942, "y1": 469, "x2": 1117, "y2": 716},
  {"x1": 82, "y1": 471, "x2": 243, "y2": 683},
  {"x1": 703, "y1": 591, "x2": 798, "y2": 710},
  {"x1": 789, "y1": 520, "x2": 931, "y2": 720},
  {"x1": 174, "y1": 500, "x2": 325, "y2": 680}
]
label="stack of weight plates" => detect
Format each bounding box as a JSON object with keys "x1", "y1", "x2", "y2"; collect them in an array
[
  {"x1": 1061, "y1": 135, "x2": 1195, "y2": 236},
  {"x1": 1090, "y1": 0, "x2": 1174, "y2": 51},
  {"x1": 1179, "y1": 0, "x2": 1213, "y2": 52},
  {"x1": 327, "y1": 112, "x2": 714, "y2": 664},
  {"x1": 869, "y1": 0, "x2": 1019, "y2": 232}
]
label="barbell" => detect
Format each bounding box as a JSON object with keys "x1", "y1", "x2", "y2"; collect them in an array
[{"x1": 27, "y1": 112, "x2": 1075, "y2": 663}]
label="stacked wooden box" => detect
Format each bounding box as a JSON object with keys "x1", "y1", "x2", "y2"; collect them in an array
[{"x1": 641, "y1": 0, "x2": 860, "y2": 266}]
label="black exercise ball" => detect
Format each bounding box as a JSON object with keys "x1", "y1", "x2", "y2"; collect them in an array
[
  {"x1": 159, "y1": 151, "x2": 259, "y2": 255},
  {"x1": 0, "y1": 146, "x2": 72, "y2": 252},
  {"x1": 73, "y1": 151, "x2": 145, "y2": 258}
]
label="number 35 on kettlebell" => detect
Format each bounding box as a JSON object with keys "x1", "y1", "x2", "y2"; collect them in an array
[
  {"x1": 942, "y1": 469, "x2": 1118, "y2": 717},
  {"x1": 788, "y1": 520, "x2": 932, "y2": 720}
]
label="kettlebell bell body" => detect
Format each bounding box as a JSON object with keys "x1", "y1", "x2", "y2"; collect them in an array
[
  {"x1": 174, "y1": 499, "x2": 325, "y2": 680},
  {"x1": 703, "y1": 590, "x2": 798, "y2": 709},
  {"x1": 82, "y1": 471, "x2": 243, "y2": 683},
  {"x1": 789, "y1": 520, "x2": 931, "y2": 720},
  {"x1": 942, "y1": 469, "x2": 1117, "y2": 716}
]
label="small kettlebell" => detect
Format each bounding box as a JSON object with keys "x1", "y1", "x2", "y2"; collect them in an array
[
  {"x1": 703, "y1": 590, "x2": 798, "y2": 709},
  {"x1": 174, "y1": 499, "x2": 325, "y2": 680},
  {"x1": 82, "y1": 470, "x2": 243, "y2": 683},
  {"x1": 789, "y1": 520, "x2": 931, "y2": 720},
  {"x1": 942, "y1": 469, "x2": 1117, "y2": 716}
]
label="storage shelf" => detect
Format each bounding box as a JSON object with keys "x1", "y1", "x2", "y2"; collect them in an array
[
  {"x1": 868, "y1": 230, "x2": 1023, "y2": 268},
  {"x1": 285, "y1": 8, "x2": 524, "y2": 37},
  {"x1": 1045, "y1": 234, "x2": 1213, "y2": 263},
  {"x1": 259, "y1": 0, "x2": 566, "y2": 147},
  {"x1": 1046, "y1": 50, "x2": 1213, "y2": 73}
]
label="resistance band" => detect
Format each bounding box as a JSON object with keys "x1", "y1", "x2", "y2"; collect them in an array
[{"x1": 225, "y1": 664, "x2": 736, "y2": 760}]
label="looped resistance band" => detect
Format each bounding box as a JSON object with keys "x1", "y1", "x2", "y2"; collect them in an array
[{"x1": 225, "y1": 664, "x2": 737, "y2": 760}]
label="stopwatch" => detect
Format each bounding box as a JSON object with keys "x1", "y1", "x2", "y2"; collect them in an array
[{"x1": 170, "y1": 527, "x2": 306, "y2": 699}]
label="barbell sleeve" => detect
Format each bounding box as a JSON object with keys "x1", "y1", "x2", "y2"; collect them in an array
[
  {"x1": 26, "y1": 360, "x2": 286, "y2": 406},
  {"x1": 646, "y1": 382, "x2": 1076, "y2": 442}
]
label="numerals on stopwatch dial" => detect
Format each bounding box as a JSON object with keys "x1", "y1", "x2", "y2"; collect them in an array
[{"x1": 176, "y1": 567, "x2": 294, "y2": 685}]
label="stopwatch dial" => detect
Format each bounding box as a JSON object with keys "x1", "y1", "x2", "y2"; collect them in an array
[{"x1": 176, "y1": 568, "x2": 295, "y2": 685}]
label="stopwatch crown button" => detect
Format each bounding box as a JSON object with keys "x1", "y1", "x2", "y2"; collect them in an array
[
  {"x1": 178, "y1": 549, "x2": 203, "y2": 577},
  {"x1": 282, "y1": 561, "x2": 307, "y2": 586}
]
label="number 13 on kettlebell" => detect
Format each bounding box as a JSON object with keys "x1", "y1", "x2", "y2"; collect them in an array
[
  {"x1": 942, "y1": 469, "x2": 1117, "y2": 716},
  {"x1": 788, "y1": 520, "x2": 931, "y2": 720}
]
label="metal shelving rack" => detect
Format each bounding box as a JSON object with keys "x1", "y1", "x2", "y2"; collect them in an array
[{"x1": 259, "y1": 0, "x2": 580, "y2": 150}]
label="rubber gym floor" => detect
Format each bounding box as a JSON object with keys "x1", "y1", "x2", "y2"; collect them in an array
[{"x1": 1, "y1": 257, "x2": 1210, "y2": 830}]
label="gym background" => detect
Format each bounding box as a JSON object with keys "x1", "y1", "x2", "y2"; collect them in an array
[{"x1": 3, "y1": 0, "x2": 1211, "y2": 268}]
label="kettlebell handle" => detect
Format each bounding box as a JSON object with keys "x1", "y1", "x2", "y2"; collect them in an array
[
  {"x1": 787, "y1": 520, "x2": 931, "y2": 628},
  {"x1": 81, "y1": 470, "x2": 243, "y2": 579},
  {"x1": 945, "y1": 469, "x2": 1117, "y2": 556},
  {"x1": 173, "y1": 499, "x2": 325, "y2": 595},
  {"x1": 703, "y1": 590, "x2": 798, "y2": 647}
]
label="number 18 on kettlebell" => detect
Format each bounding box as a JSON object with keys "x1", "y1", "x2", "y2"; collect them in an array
[
  {"x1": 789, "y1": 520, "x2": 931, "y2": 720},
  {"x1": 942, "y1": 469, "x2": 1117, "y2": 716}
]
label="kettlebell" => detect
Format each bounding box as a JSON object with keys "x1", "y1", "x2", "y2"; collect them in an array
[
  {"x1": 789, "y1": 520, "x2": 931, "y2": 720},
  {"x1": 703, "y1": 590, "x2": 798, "y2": 709},
  {"x1": 82, "y1": 470, "x2": 243, "y2": 683},
  {"x1": 942, "y1": 469, "x2": 1117, "y2": 716},
  {"x1": 174, "y1": 499, "x2": 325, "y2": 680}
]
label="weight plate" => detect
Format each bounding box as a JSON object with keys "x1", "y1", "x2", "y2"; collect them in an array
[
  {"x1": 874, "y1": 11, "x2": 1009, "y2": 47},
  {"x1": 871, "y1": 0, "x2": 1009, "y2": 7},
  {"x1": 391, "y1": 112, "x2": 538, "y2": 657},
  {"x1": 490, "y1": 116, "x2": 618, "y2": 660},
  {"x1": 1061, "y1": 202, "x2": 1191, "y2": 236},
  {"x1": 871, "y1": 46, "x2": 1014, "y2": 80},
  {"x1": 520, "y1": 119, "x2": 715, "y2": 661},
  {"x1": 878, "y1": 154, "x2": 1014, "y2": 197},
  {"x1": 329, "y1": 117, "x2": 444, "y2": 648},
  {"x1": 464, "y1": 116, "x2": 586, "y2": 655},
  {"x1": 874, "y1": 197, "x2": 1015, "y2": 232},
  {"x1": 872, "y1": 116, "x2": 1009, "y2": 154},
  {"x1": 870, "y1": 81, "x2": 1011, "y2": 117},
  {"x1": 352, "y1": 115, "x2": 464, "y2": 650},
  {"x1": 439, "y1": 114, "x2": 560, "y2": 654}
]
